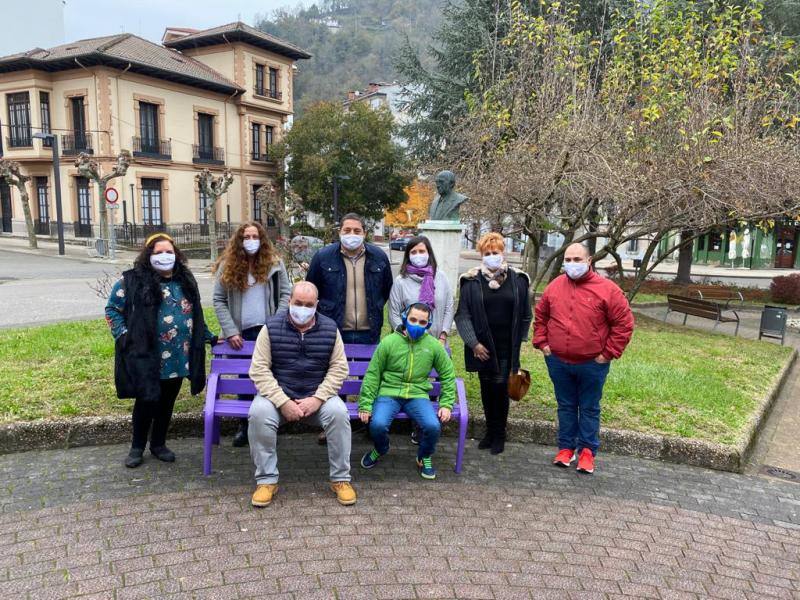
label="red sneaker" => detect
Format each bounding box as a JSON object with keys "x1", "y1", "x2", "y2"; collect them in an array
[
  {"x1": 576, "y1": 448, "x2": 595, "y2": 474},
  {"x1": 553, "y1": 448, "x2": 576, "y2": 468}
]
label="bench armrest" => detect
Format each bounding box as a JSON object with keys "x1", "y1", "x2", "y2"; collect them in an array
[{"x1": 204, "y1": 373, "x2": 219, "y2": 417}]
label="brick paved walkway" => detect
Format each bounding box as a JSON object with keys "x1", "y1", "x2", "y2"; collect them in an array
[{"x1": 0, "y1": 435, "x2": 798, "y2": 599}]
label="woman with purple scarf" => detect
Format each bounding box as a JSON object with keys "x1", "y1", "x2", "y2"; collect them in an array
[{"x1": 388, "y1": 236, "x2": 454, "y2": 343}]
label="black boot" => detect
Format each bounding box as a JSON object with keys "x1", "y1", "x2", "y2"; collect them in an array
[
  {"x1": 233, "y1": 418, "x2": 249, "y2": 447},
  {"x1": 491, "y1": 383, "x2": 510, "y2": 455},
  {"x1": 150, "y1": 445, "x2": 176, "y2": 462},
  {"x1": 490, "y1": 435, "x2": 505, "y2": 455},
  {"x1": 479, "y1": 377, "x2": 496, "y2": 450},
  {"x1": 125, "y1": 447, "x2": 144, "y2": 468}
]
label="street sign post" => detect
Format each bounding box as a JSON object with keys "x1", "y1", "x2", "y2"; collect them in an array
[{"x1": 106, "y1": 187, "x2": 120, "y2": 259}]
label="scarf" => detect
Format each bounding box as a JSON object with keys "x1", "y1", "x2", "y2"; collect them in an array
[
  {"x1": 405, "y1": 265, "x2": 436, "y2": 308},
  {"x1": 481, "y1": 261, "x2": 509, "y2": 289}
]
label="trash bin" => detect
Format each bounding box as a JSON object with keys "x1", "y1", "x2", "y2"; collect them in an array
[{"x1": 759, "y1": 305, "x2": 787, "y2": 345}]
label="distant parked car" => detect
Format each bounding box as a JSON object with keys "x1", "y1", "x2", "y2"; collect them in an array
[{"x1": 390, "y1": 237, "x2": 411, "y2": 251}]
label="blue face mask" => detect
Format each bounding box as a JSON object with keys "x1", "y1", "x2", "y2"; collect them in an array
[{"x1": 402, "y1": 315, "x2": 430, "y2": 341}]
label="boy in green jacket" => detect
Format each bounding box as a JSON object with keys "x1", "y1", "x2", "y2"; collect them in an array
[{"x1": 358, "y1": 303, "x2": 456, "y2": 479}]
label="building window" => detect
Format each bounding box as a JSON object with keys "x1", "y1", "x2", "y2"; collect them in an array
[
  {"x1": 71, "y1": 96, "x2": 87, "y2": 144},
  {"x1": 255, "y1": 63, "x2": 265, "y2": 95},
  {"x1": 199, "y1": 189, "x2": 210, "y2": 225},
  {"x1": 141, "y1": 178, "x2": 163, "y2": 226},
  {"x1": 251, "y1": 123, "x2": 261, "y2": 159},
  {"x1": 269, "y1": 67, "x2": 278, "y2": 97},
  {"x1": 39, "y1": 92, "x2": 51, "y2": 147},
  {"x1": 370, "y1": 97, "x2": 382, "y2": 109},
  {"x1": 252, "y1": 185, "x2": 262, "y2": 223},
  {"x1": 265, "y1": 125, "x2": 273, "y2": 153},
  {"x1": 139, "y1": 102, "x2": 160, "y2": 151},
  {"x1": 626, "y1": 239, "x2": 637, "y2": 252},
  {"x1": 36, "y1": 177, "x2": 49, "y2": 223},
  {"x1": 75, "y1": 176, "x2": 91, "y2": 237},
  {"x1": 7, "y1": 92, "x2": 32, "y2": 147},
  {"x1": 198, "y1": 113, "x2": 214, "y2": 156}
]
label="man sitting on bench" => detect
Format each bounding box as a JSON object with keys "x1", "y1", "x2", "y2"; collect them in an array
[{"x1": 248, "y1": 281, "x2": 355, "y2": 507}]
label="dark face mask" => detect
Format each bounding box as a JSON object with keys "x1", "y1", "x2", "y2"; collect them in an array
[{"x1": 403, "y1": 316, "x2": 430, "y2": 341}]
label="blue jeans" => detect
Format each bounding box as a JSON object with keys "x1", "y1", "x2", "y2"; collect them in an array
[
  {"x1": 341, "y1": 330, "x2": 379, "y2": 345},
  {"x1": 369, "y1": 396, "x2": 441, "y2": 458},
  {"x1": 544, "y1": 353, "x2": 610, "y2": 455}
]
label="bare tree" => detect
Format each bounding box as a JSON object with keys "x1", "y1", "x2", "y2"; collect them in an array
[
  {"x1": 196, "y1": 168, "x2": 234, "y2": 263},
  {"x1": 74, "y1": 151, "x2": 132, "y2": 245},
  {"x1": 0, "y1": 159, "x2": 37, "y2": 249}
]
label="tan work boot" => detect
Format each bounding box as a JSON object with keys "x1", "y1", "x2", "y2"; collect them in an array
[
  {"x1": 251, "y1": 484, "x2": 278, "y2": 507},
  {"x1": 330, "y1": 481, "x2": 357, "y2": 505}
]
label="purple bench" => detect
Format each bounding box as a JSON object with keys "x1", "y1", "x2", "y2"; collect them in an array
[{"x1": 203, "y1": 341, "x2": 468, "y2": 475}]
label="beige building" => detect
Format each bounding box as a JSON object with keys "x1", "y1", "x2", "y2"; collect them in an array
[{"x1": 0, "y1": 22, "x2": 310, "y2": 241}]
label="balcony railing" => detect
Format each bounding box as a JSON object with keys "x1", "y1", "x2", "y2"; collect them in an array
[
  {"x1": 254, "y1": 86, "x2": 282, "y2": 101},
  {"x1": 132, "y1": 137, "x2": 172, "y2": 160},
  {"x1": 6, "y1": 133, "x2": 32, "y2": 148},
  {"x1": 251, "y1": 151, "x2": 274, "y2": 163},
  {"x1": 61, "y1": 132, "x2": 93, "y2": 155},
  {"x1": 192, "y1": 145, "x2": 225, "y2": 165}
]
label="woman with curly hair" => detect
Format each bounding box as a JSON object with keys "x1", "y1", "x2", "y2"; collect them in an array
[
  {"x1": 106, "y1": 233, "x2": 219, "y2": 468},
  {"x1": 213, "y1": 220, "x2": 291, "y2": 446}
]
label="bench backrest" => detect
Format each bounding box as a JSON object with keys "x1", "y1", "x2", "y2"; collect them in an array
[
  {"x1": 210, "y1": 341, "x2": 444, "y2": 399},
  {"x1": 666, "y1": 294, "x2": 722, "y2": 318},
  {"x1": 688, "y1": 285, "x2": 742, "y2": 301}
]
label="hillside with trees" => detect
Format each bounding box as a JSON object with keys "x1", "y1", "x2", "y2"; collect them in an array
[{"x1": 255, "y1": 0, "x2": 443, "y2": 111}]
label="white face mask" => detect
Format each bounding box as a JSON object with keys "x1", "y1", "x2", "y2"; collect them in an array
[
  {"x1": 564, "y1": 262, "x2": 590, "y2": 280},
  {"x1": 150, "y1": 252, "x2": 176, "y2": 272},
  {"x1": 289, "y1": 305, "x2": 316, "y2": 325},
  {"x1": 409, "y1": 253, "x2": 429, "y2": 268},
  {"x1": 340, "y1": 234, "x2": 364, "y2": 251},
  {"x1": 482, "y1": 254, "x2": 503, "y2": 270},
  {"x1": 243, "y1": 239, "x2": 261, "y2": 255}
]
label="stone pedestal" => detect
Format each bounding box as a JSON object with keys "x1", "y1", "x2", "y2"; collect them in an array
[{"x1": 418, "y1": 220, "x2": 464, "y2": 290}]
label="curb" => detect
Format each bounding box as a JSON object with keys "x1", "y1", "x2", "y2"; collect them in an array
[{"x1": 1, "y1": 348, "x2": 795, "y2": 473}]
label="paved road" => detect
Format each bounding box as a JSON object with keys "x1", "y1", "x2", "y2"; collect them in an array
[
  {"x1": 0, "y1": 250, "x2": 214, "y2": 329},
  {"x1": 0, "y1": 436, "x2": 797, "y2": 599}
]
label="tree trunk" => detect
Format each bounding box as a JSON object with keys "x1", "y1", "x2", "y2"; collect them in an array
[
  {"x1": 548, "y1": 229, "x2": 576, "y2": 282},
  {"x1": 208, "y1": 199, "x2": 218, "y2": 263},
  {"x1": 97, "y1": 180, "x2": 108, "y2": 243},
  {"x1": 674, "y1": 229, "x2": 694, "y2": 284},
  {"x1": 17, "y1": 186, "x2": 38, "y2": 249}
]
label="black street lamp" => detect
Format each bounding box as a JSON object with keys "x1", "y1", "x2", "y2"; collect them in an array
[{"x1": 32, "y1": 132, "x2": 65, "y2": 256}]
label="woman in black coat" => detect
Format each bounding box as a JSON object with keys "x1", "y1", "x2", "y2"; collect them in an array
[
  {"x1": 105, "y1": 233, "x2": 218, "y2": 467},
  {"x1": 454, "y1": 232, "x2": 532, "y2": 454}
]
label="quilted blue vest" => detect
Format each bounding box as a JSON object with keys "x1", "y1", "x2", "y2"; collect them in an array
[{"x1": 265, "y1": 311, "x2": 338, "y2": 400}]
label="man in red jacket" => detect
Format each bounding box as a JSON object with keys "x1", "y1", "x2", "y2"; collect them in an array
[{"x1": 533, "y1": 243, "x2": 634, "y2": 474}]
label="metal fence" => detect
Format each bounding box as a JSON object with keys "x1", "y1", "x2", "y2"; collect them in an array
[{"x1": 113, "y1": 222, "x2": 233, "y2": 249}]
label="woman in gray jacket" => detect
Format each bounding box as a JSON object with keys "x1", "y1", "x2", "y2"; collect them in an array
[
  {"x1": 213, "y1": 220, "x2": 290, "y2": 446},
  {"x1": 388, "y1": 235, "x2": 455, "y2": 341}
]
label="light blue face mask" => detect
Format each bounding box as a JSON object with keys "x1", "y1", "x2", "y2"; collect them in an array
[{"x1": 563, "y1": 262, "x2": 589, "y2": 280}]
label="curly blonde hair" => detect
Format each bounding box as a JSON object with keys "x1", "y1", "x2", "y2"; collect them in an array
[
  {"x1": 213, "y1": 221, "x2": 279, "y2": 291},
  {"x1": 477, "y1": 231, "x2": 506, "y2": 254}
]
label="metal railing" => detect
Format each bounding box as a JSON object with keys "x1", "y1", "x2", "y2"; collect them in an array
[
  {"x1": 132, "y1": 137, "x2": 171, "y2": 159},
  {"x1": 34, "y1": 220, "x2": 50, "y2": 235},
  {"x1": 192, "y1": 145, "x2": 225, "y2": 164},
  {"x1": 74, "y1": 222, "x2": 92, "y2": 238},
  {"x1": 114, "y1": 221, "x2": 233, "y2": 249},
  {"x1": 251, "y1": 151, "x2": 274, "y2": 162},
  {"x1": 253, "y1": 86, "x2": 282, "y2": 100},
  {"x1": 6, "y1": 134, "x2": 32, "y2": 148},
  {"x1": 61, "y1": 132, "x2": 93, "y2": 155}
]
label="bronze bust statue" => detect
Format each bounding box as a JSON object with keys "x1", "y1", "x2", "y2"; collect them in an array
[{"x1": 428, "y1": 170, "x2": 468, "y2": 222}]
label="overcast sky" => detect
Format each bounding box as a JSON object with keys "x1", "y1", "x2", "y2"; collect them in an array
[{"x1": 64, "y1": 0, "x2": 303, "y2": 43}]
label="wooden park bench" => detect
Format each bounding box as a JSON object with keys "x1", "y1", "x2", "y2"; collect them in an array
[
  {"x1": 664, "y1": 294, "x2": 740, "y2": 336},
  {"x1": 688, "y1": 285, "x2": 744, "y2": 308},
  {"x1": 202, "y1": 341, "x2": 469, "y2": 476}
]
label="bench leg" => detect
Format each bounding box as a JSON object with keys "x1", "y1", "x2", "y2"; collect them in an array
[
  {"x1": 682, "y1": 313, "x2": 688, "y2": 326},
  {"x1": 212, "y1": 418, "x2": 221, "y2": 446},
  {"x1": 734, "y1": 321, "x2": 740, "y2": 337},
  {"x1": 455, "y1": 381, "x2": 468, "y2": 474},
  {"x1": 203, "y1": 412, "x2": 215, "y2": 476}
]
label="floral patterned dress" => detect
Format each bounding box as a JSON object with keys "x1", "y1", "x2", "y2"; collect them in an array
[{"x1": 105, "y1": 277, "x2": 214, "y2": 380}]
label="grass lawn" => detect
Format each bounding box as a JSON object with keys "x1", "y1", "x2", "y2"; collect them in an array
[{"x1": 0, "y1": 311, "x2": 792, "y2": 445}]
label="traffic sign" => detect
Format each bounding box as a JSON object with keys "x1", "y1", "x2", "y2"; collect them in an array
[{"x1": 105, "y1": 187, "x2": 119, "y2": 204}]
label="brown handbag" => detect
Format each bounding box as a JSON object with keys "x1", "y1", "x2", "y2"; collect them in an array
[{"x1": 507, "y1": 369, "x2": 531, "y2": 401}]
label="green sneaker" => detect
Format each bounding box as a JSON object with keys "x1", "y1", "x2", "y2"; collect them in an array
[
  {"x1": 360, "y1": 448, "x2": 383, "y2": 469},
  {"x1": 416, "y1": 456, "x2": 436, "y2": 480}
]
